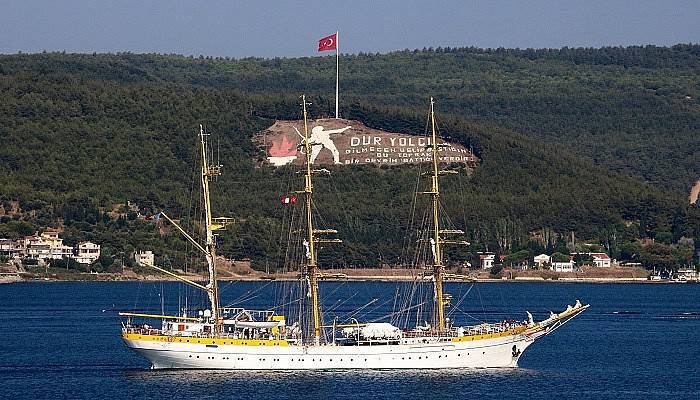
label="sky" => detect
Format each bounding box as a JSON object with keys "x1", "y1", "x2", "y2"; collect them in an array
[{"x1": 1, "y1": 0, "x2": 698, "y2": 58}]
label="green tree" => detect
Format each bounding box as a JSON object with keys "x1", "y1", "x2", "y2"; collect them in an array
[{"x1": 640, "y1": 243, "x2": 676, "y2": 270}]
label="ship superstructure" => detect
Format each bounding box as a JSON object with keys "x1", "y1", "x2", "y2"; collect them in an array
[{"x1": 119, "y1": 98, "x2": 588, "y2": 370}]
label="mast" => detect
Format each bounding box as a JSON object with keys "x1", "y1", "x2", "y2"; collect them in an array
[
  {"x1": 335, "y1": 29, "x2": 339, "y2": 119},
  {"x1": 429, "y1": 98, "x2": 446, "y2": 332},
  {"x1": 422, "y1": 98, "x2": 470, "y2": 332},
  {"x1": 199, "y1": 125, "x2": 221, "y2": 333},
  {"x1": 301, "y1": 95, "x2": 322, "y2": 344}
]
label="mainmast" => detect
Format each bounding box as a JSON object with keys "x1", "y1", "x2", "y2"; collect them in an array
[
  {"x1": 199, "y1": 125, "x2": 222, "y2": 333},
  {"x1": 301, "y1": 95, "x2": 322, "y2": 345},
  {"x1": 298, "y1": 95, "x2": 340, "y2": 345},
  {"x1": 424, "y1": 98, "x2": 469, "y2": 332}
]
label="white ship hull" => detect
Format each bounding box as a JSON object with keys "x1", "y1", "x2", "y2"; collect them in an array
[{"x1": 123, "y1": 334, "x2": 534, "y2": 370}]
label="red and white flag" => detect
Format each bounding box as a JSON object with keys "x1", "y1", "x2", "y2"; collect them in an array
[
  {"x1": 281, "y1": 195, "x2": 297, "y2": 205},
  {"x1": 318, "y1": 33, "x2": 337, "y2": 52}
]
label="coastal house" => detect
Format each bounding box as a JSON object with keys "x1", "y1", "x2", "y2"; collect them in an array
[
  {"x1": 534, "y1": 254, "x2": 551, "y2": 268},
  {"x1": 76, "y1": 242, "x2": 100, "y2": 264},
  {"x1": 135, "y1": 250, "x2": 154, "y2": 267},
  {"x1": 590, "y1": 253, "x2": 611, "y2": 268},
  {"x1": 479, "y1": 253, "x2": 495, "y2": 269},
  {"x1": 24, "y1": 235, "x2": 51, "y2": 260},
  {"x1": 0, "y1": 239, "x2": 22, "y2": 258},
  {"x1": 22, "y1": 231, "x2": 77, "y2": 261},
  {"x1": 49, "y1": 244, "x2": 75, "y2": 260},
  {"x1": 40, "y1": 229, "x2": 63, "y2": 248},
  {"x1": 552, "y1": 261, "x2": 575, "y2": 272}
]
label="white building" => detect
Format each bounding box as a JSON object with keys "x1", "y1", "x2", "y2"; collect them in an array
[
  {"x1": 24, "y1": 236, "x2": 51, "y2": 260},
  {"x1": 534, "y1": 254, "x2": 551, "y2": 268},
  {"x1": 76, "y1": 242, "x2": 101, "y2": 264},
  {"x1": 135, "y1": 250, "x2": 154, "y2": 267},
  {"x1": 590, "y1": 253, "x2": 611, "y2": 268},
  {"x1": 22, "y1": 231, "x2": 79, "y2": 261},
  {"x1": 480, "y1": 254, "x2": 495, "y2": 269},
  {"x1": 552, "y1": 261, "x2": 575, "y2": 272},
  {"x1": 49, "y1": 244, "x2": 75, "y2": 260},
  {"x1": 0, "y1": 239, "x2": 22, "y2": 258}
]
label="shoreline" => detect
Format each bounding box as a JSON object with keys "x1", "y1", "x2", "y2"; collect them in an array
[{"x1": 2, "y1": 272, "x2": 694, "y2": 284}]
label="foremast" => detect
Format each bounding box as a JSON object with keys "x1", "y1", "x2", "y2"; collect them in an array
[
  {"x1": 123, "y1": 125, "x2": 230, "y2": 334},
  {"x1": 425, "y1": 97, "x2": 469, "y2": 332},
  {"x1": 199, "y1": 125, "x2": 222, "y2": 333}
]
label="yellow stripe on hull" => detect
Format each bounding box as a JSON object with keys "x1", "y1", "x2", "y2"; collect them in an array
[
  {"x1": 451, "y1": 327, "x2": 527, "y2": 343},
  {"x1": 121, "y1": 333, "x2": 289, "y2": 347}
]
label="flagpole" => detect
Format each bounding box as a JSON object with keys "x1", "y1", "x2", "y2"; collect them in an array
[{"x1": 335, "y1": 29, "x2": 339, "y2": 119}]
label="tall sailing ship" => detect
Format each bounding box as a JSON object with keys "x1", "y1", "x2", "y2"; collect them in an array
[{"x1": 120, "y1": 96, "x2": 588, "y2": 369}]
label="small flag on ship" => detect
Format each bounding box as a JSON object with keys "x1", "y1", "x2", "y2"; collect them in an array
[{"x1": 281, "y1": 195, "x2": 297, "y2": 205}]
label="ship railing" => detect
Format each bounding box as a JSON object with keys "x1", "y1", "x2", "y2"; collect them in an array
[
  {"x1": 123, "y1": 327, "x2": 163, "y2": 336},
  {"x1": 399, "y1": 321, "x2": 525, "y2": 339},
  {"x1": 402, "y1": 330, "x2": 459, "y2": 339},
  {"x1": 461, "y1": 321, "x2": 525, "y2": 336},
  {"x1": 220, "y1": 307, "x2": 275, "y2": 321}
]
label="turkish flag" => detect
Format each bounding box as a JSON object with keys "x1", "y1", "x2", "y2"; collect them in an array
[
  {"x1": 281, "y1": 195, "x2": 297, "y2": 205},
  {"x1": 318, "y1": 33, "x2": 337, "y2": 52}
]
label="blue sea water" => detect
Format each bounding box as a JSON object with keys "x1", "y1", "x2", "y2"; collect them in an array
[{"x1": 0, "y1": 281, "x2": 699, "y2": 399}]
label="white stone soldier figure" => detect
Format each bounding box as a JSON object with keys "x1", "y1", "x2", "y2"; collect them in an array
[{"x1": 309, "y1": 125, "x2": 351, "y2": 164}]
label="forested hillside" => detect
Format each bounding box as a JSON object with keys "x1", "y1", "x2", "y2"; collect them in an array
[
  {"x1": 2, "y1": 45, "x2": 697, "y2": 192},
  {"x1": 0, "y1": 48, "x2": 698, "y2": 271}
]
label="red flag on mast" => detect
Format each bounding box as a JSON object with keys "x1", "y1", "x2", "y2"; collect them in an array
[
  {"x1": 281, "y1": 195, "x2": 297, "y2": 205},
  {"x1": 318, "y1": 33, "x2": 337, "y2": 52}
]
